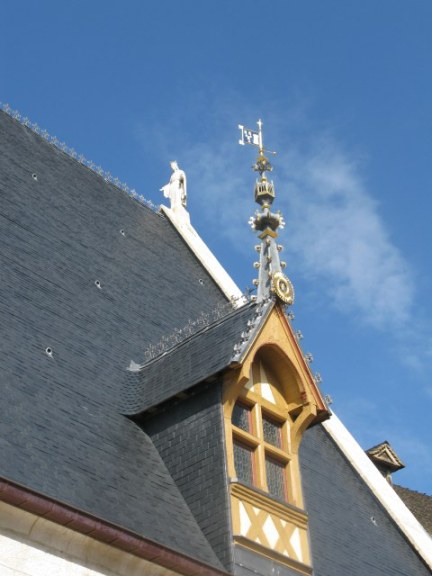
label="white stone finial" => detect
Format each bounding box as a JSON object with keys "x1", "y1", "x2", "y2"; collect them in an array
[{"x1": 160, "y1": 161, "x2": 187, "y2": 211}]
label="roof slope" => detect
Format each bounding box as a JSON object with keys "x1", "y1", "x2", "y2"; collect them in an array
[
  {"x1": 0, "y1": 110, "x2": 231, "y2": 568},
  {"x1": 300, "y1": 422, "x2": 431, "y2": 576},
  {"x1": 394, "y1": 485, "x2": 432, "y2": 535},
  {"x1": 121, "y1": 302, "x2": 261, "y2": 415}
]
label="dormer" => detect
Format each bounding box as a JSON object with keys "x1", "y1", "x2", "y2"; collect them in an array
[
  {"x1": 366, "y1": 441, "x2": 405, "y2": 485},
  {"x1": 223, "y1": 303, "x2": 328, "y2": 575}
]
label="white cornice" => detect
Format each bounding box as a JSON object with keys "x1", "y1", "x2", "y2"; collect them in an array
[{"x1": 323, "y1": 412, "x2": 432, "y2": 569}]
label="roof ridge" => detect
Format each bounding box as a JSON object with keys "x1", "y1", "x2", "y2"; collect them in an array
[
  {"x1": 395, "y1": 485, "x2": 432, "y2": 498},
  {"x1": 0, "y1": 102, "x2": 160, "y2": 213}
]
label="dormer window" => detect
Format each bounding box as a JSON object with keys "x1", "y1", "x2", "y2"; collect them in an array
[
  {"x1": 223, "y1": 347, "x2": 317, "y2": 571},
  {"x1": 222, "y1": 307, "x2": 328, "y2": 573}
]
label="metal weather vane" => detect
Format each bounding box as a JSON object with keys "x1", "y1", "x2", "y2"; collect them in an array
[
  {"x1": 238, "y1": 119, "x2": 276, "y2": 176},
  {"x1": 238, "y1": 119, "x2": 294, "y2": 306}
]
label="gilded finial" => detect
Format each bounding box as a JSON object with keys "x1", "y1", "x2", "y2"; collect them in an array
[
  {"x1": 238, "y1": 119, "x2": 295, "y2": 306},
  {"x1": 238, "y1": 120, "x2": 277, "y2": 205}
]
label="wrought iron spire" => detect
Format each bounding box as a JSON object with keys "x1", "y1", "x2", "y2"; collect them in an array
[{"x1": 238, "y1": 120, "x2": 294, "y2": 305}]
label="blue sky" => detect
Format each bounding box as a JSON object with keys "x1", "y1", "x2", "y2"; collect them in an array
[{"x1": 2, "y1": 1, "x2": 431, "y2": 493}]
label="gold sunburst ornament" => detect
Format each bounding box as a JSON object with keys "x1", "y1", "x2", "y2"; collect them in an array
[{"x1": 272, "y1": 272, "x2": 295, "y2": 305}]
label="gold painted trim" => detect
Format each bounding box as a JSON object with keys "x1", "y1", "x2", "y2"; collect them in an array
[
  {"x1": 223, "y1": 304, "x2": 330, "y2": 569},
  {"x1": 223, "y1": 305, "x2": 329, "y2": 427},
  {"x1": 231, "y1": 482, "x2": 308, "y2": 529},
  {"x1": 234, "y1": 538, "x2": 313, "y2": 576},
  {"x1": 258, "y1": 228, "x2": 278, "y2": 239},
  {"x1": 274, "y1": 305, "x2": 328, "y2": 416},
  {"x1": 239, "y1": 388, "x2": 289, "y2": 419}
]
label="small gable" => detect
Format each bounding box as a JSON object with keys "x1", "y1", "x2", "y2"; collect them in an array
[{"x1": 366, "y1": 441, "x2": 405, "y2": 472}]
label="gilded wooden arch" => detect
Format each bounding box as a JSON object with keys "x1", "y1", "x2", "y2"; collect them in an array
[{"x1": 223, "y1": 342, "x2": 307, "y2": 420}]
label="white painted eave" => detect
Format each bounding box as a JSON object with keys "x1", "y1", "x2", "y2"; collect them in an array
[
  {"x1": 160, "y1": 204, "x2": 246, "y2": 306},
  {"x1": 323, "y1": 412, "x2": 432, "y2": 569}
]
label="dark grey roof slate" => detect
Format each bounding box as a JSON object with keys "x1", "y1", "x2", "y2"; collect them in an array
[
  {"x1": 0, "y1": 110, "x2": 230, "y2": 568},
  {"x1": 300, "y1": 424, "x2": 431, "y2": 576},
  {"x1": 394, "y1": 485, "x2": 432, "y2": 535},
  {"x1": 121, "y1": 302, "x2": 260, "y2": 415},
  {"x1": 3, "y1": 108, "x2": 428, "y2": 576}
]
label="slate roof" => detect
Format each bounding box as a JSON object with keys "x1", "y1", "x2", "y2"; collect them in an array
[
  {"x1": 121, "y1": 301, "x2": 263, "y2": 415},
  {"x1": 2, "y1": 108, "x2": 430, "y2": 576},
  {"x1": 394, "y1": 485, "x2": 432, "y2": 535},
  {"x1": 300, "y1": 424, "x2": 432, "y2": 576},
  {"x1": 0, "y1": 110, "x2": 230, "y2": 568}
]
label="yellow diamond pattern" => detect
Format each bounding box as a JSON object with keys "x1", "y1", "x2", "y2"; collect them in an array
[{"x1": 235, "y1": 498, "x2": 304, "y2": 561}]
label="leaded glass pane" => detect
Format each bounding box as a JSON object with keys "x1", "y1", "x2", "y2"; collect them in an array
[
  {"x1": 263, "y1": 415, "x2": 282, "y2": 447},
  {"x1": 232, "y1": 403, "x2": 251, "y2": 432},
  {"x1": 234, "y1": 441, "x2": 254, "y2": 485},
  {"x1": 266, "y1": 457, "x2": 286, "y2": 501}
]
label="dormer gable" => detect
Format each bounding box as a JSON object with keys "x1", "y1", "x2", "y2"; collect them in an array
[
  {"x1": 366, "y1": 441, "x2": 405, "y2": 483},
  {"x1": 223, "y1": 303, "x2": 329, "y2": 575}
]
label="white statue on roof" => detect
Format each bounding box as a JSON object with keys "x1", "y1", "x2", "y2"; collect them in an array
[{"x1": 160, "y1": 161, "x2": 187, "y2": 211}]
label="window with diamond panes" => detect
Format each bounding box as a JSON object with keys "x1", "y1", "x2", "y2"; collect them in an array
[
  {"x1": 265, "y1": 456, "x2": 287, "y2": 501},
  {"x1": 262, "y1": 414, "x2": 282, "y2": 448},
  {"x1": 232, "y1": 403, "x2": 252, "y2": 433},
  {"x1": 233, "y1": 441, "x2": 255, "y2": 486},
  {"x1": 231, "y1": 385, "x2": 291, "y2": 502}
]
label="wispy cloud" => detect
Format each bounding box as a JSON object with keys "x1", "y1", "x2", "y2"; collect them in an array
[
  {"x1": 135, "y1": 96, "x2": 431, "y2": 490},
  {"x1": 181, "y1": 131, "x2": 414, "y2": 331},
  {"x1": 276, "y1": 139, "x2": 414, "y2": 329},
  {"x1": 136, "y1": 96, "x2": 415, "y2": 332}
]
